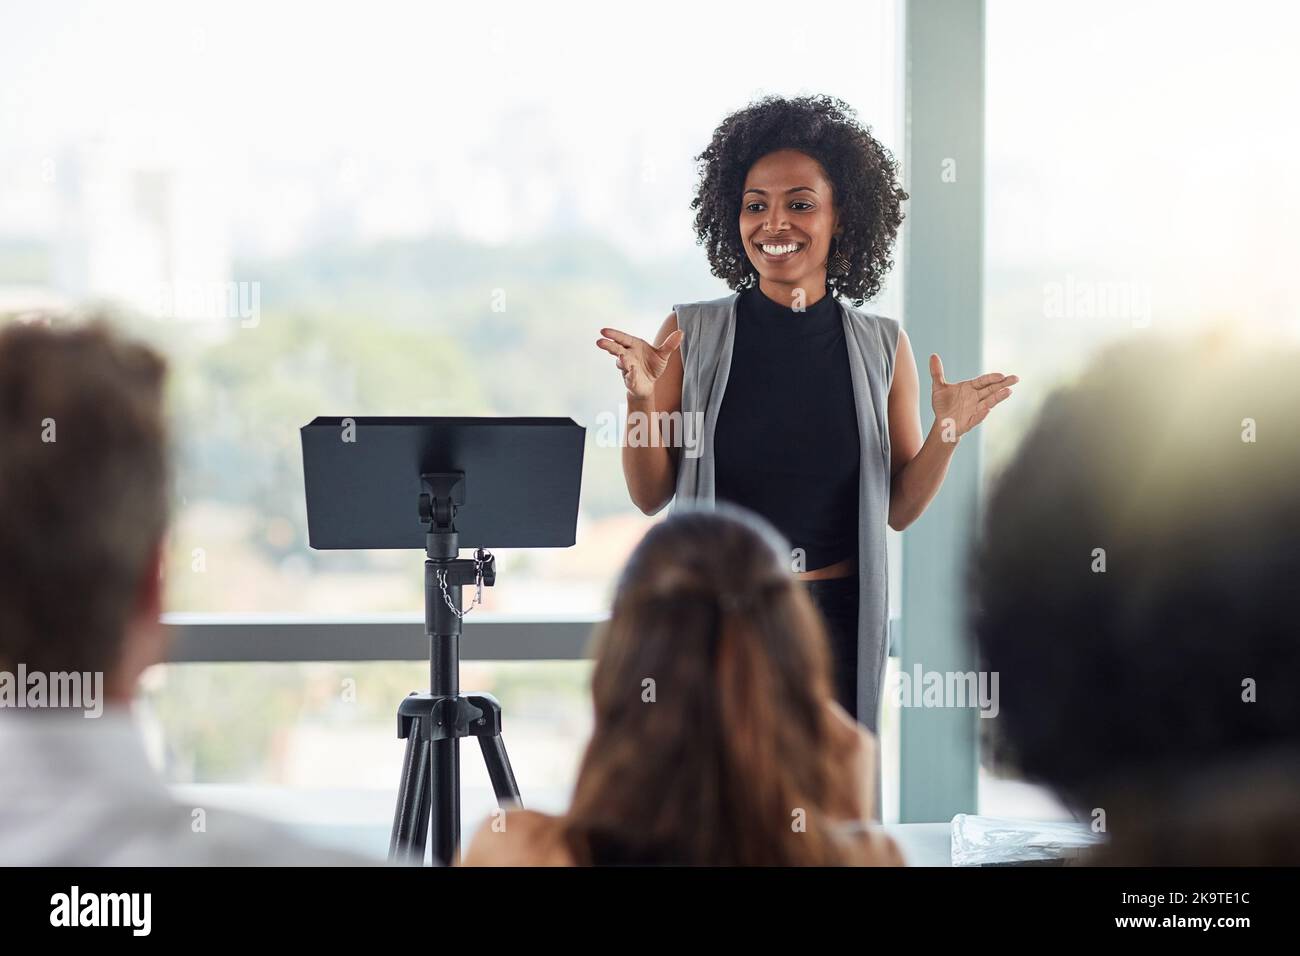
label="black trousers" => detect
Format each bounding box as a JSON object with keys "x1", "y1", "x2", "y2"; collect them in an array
[
  {"x1": 801, "y1": 575, "x2": 860, "y2": 723},
  {"x1": 803, "y1": 574, "x2": 883, "y2": 820}
]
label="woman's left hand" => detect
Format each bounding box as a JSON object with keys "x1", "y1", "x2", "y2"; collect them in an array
[{"x1": 928, "y1": 353, "x2": 1019, "y2": 439}]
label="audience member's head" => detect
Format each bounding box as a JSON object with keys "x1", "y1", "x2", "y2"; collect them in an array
[
  {"x1": 970, "y1": 332, "x2": 1300, "y2": 861},
  {"x1": 0, "y1": 318, "x2": 170, "y2": 704},
  {"x1": 561, "y1": 504, "x2": 870, "y2": 865}
]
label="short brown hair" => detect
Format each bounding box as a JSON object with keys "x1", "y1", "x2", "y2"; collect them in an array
[{"x1": 0, "y1": 318, "x2": 169, "y2": 676}]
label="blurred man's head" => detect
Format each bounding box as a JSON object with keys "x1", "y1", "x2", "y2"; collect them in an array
[
  {"x1": 0, "y1": 319, "x2": 170, "y2": 705},
  {"x1": 970, "y1": 332, "x2": 1300, "y2": 825}
]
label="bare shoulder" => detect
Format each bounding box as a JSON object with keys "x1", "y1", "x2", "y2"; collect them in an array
[
  {"x1": 655, "y1": 311, "x2": 679, "y2": 346},
  {"x1": 461, "y1": 809, "x2": 572, "y2": 867},
  {"x1": 653, "y1": 312, "x2": 683, "y2": 418},
  {"x1": 851, "y1": 826, "x2": 907, "y2": 867},
  {"x1": 894, "y1": 323, "x2": 912, "y2": 353},
  {"x1": 890, "y1": 327, "x2": 916, "y2": 387}
]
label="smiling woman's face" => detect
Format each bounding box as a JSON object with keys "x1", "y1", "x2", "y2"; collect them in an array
[{"x1": 739, "y1": 148, "x2": 839, "y2": 300}]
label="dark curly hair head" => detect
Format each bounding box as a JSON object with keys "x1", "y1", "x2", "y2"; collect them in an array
[
  {"x1": 691, "y1": 94, "x2": 907, "y2": 306},
  {"x1": 969, "y1": 333, "x2": 1300, "y2": 819}
]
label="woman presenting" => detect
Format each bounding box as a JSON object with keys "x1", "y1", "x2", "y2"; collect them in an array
[{"x1": 596, "y1": 95, "x2": 1017, "y2": 733}]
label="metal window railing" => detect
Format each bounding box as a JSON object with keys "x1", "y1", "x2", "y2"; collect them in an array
[{"x1": 163, "y1": 613, "x2": 902, "y2": 663}]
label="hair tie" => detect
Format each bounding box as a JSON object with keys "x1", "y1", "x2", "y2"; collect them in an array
[
  {"x1": 718, "y1": 579, "x2": 783, "y2": 614},
  {"x1": 719, "y1": 592, "x2": 749, "y2": 614}
]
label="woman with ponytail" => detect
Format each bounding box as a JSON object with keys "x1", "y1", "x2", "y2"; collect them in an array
[{"x1": 462, "y1": 505, "x2": 902, "y2": 866}]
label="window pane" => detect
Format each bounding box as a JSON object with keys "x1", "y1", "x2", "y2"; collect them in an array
[
  {"x1": 136, "y1": 660, "x2": 593, "y2": 857},
  {"x1": 0, "y1": 0, "x2": 903, "y2": 614}
]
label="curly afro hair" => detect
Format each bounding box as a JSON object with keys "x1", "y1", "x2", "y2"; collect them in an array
[
  {"x1": 690, "y1": 94, "x2": 907, "y2": 306},
  {"x1": 969, "y1": 336, "x2": 1300, "y2": 816}
]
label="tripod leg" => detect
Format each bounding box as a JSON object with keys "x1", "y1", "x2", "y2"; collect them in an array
[
  {"x1": 428, "y1": 737, "x2": 460, "y2": 866},
  {"x1": 478, "y1": 733, "x2": 523, "y2": 807},
  {"x1": 412, "y1": 742, "x2": 432, "y2": 861},
  {"x1": 389, "y1": 720, "x2": 431, "y2": 863}
]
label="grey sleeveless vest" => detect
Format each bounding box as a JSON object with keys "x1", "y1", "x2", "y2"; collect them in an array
[{"x1": 671, "y1": 291, "x2": 901, "y2": 732}]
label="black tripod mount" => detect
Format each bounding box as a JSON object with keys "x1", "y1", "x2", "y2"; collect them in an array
[{"x1": 388, "y1": 472, "x2": 522, "y2": 866}]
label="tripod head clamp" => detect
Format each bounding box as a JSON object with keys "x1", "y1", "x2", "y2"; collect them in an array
[
  {"x1": 419, "y1": 472, "x2": 465, "y2": 558},
  {"x1": 419, "y1": 471, "x2": 495, "y2": 610}
]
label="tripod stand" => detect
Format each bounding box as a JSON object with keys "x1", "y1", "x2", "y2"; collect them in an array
[
  {"x1": 300, "y1": 416, "x2": 585, "y2": 864},
  {"x1": 388, "y1": 473, "x2": 522, "y2": 866}
]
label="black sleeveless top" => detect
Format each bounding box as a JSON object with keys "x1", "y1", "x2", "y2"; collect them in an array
[{"x1": 713, "y1": 286, "x2": 860, "y2": 571}]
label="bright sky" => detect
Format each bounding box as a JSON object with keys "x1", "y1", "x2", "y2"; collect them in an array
[
  {"x1": 0, "y1": 0, "x2": 900, "y2": 256},
  {"x1": 1, "y1": 0, "x2": 1297, "y2": 327}
]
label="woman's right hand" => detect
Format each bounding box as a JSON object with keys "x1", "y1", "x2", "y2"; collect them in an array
[{"x1": 596, "y1": 326, "x2": 684, "y2": 400}]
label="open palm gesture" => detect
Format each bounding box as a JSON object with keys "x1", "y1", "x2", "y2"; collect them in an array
[
  {"x1": 597, "y1": 326, "x2": 684, "y2": 399},
  {"x1": 929, "y1": 354, "x2": 1019, "y2": 439}
]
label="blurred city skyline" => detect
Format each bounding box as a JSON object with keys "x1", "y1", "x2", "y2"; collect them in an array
[
  {"x1": 1, "y1": 0, "x2": 1296, "y2": 619},
  {"x1": 0, "y1": 0, "x2": 900, "y2": 269},
  {"x1": 2, "y1": 1, "x2": 1297, "y2": 339}
]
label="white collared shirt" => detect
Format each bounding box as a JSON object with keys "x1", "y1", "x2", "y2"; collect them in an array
[{"x1": 0, "y1": 708, "x2": 368, "y2": 866}]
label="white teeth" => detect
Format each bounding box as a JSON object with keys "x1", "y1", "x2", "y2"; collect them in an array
[{"x1": 761, "y1": 243, "x2": 799, "y2": 255}]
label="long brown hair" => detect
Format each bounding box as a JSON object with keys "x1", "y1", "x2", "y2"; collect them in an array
[{"x1": 561, "y1": 504, "x2": 864, "y2": 865}]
